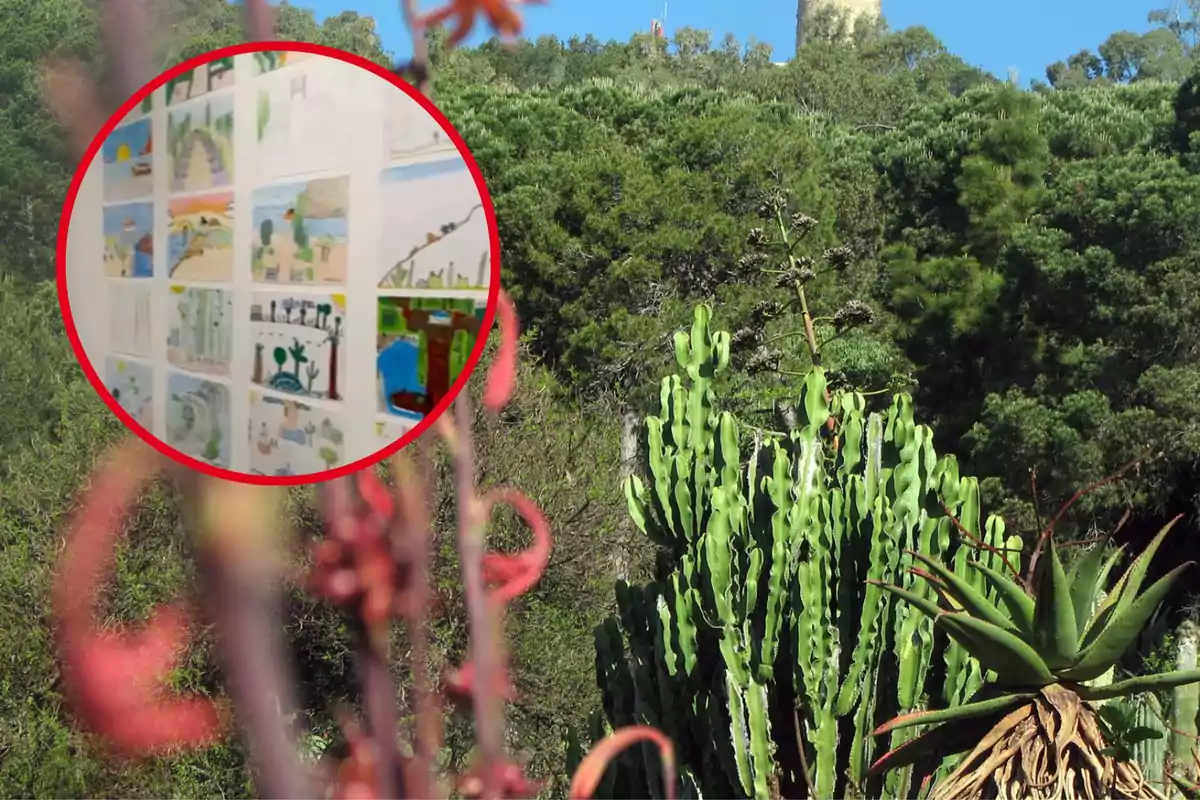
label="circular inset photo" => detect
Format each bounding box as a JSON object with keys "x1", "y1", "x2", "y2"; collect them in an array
[{"x1": 57, "y1": 42, "x2": 500, "y2": 485}]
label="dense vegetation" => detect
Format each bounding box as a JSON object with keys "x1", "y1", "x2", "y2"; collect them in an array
[{"x1": 3, "y1": 0, "x2": 1200, "y2": 796}]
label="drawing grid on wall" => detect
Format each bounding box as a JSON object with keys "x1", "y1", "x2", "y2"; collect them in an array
[
  {"x1": 88, "y1": 49, "x2": 492, "y2": 473},
  {"x1": 249, "y1": 390, "x2": 345, "y2": 476}
]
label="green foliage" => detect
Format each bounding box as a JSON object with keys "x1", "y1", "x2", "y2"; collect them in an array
[
  {"x1": 587, "y1": 305, "x2": 1020, "y2": 799},
  {"x1": 0, "y1": 0, "x2": 98, "y2": 283}
]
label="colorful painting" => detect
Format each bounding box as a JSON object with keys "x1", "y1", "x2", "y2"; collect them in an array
[
  {"x1": 108, "y1": 283, "x2": 153, "y2": 358},
  {"x1": 105, "y1": 356, "x2": 154, "y2": 428},
  {"x1": 252, "y1": 49, "x2": 314, "y2": 76},
  {"x1": 376, "y1": 296, "x2": 485, "y2": 420},
  {"x1": 167, "y1": 286, "x2": 233, "y2": 375},
  {"x1": 102, "y1": 118, "x2": 153, "y2": 202},
  {"x1": 165, "y1": 372, "x2": 230, "y2": 466},
  {"x1": 384, "y1": 89, "x2": 457, "y2": 162},
  {"x1": 251, "y1": 177, "x2": 348, "y2": 285},
  {"x1": 253, "y1": 65, "x2": 349, "y2": 180},
  {"x1": 103, "y1": 202, "x2": 154, "y2": 278},
  {"x1": 168, "y1": 94, "x2": 234, "y2": 193},
  {"x1": 248, "y1": 391, "x2": 345, "y2": 476},
  {"x1": 375, "y1": 416, "x2": 417, "y2": 448},
  {"x1": 168, "y1": 192, "x2": 234, "y2": 279},
  {"x1": 378, "y1": 160, "x2": 490, "y2": 290},
  {"x1": 250, "y1": 292, "x2": 346, "y2": 400},
  {"x1": 165, "y1": 56, "x2": 235, "y2": 105}
]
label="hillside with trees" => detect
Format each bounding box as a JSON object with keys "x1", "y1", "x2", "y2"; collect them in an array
[{"x1": 3, "y1": 0, "x2": 1200, "y2": 797}]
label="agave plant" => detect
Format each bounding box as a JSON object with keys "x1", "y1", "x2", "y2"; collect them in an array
[{"x1": 869, "y1": 508, "x2": 1199, "y2": 800}]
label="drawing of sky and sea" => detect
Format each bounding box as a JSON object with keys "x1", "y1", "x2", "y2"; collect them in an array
[{"x1": 252, "y1": 181, "x2": 347, "y2": 240}]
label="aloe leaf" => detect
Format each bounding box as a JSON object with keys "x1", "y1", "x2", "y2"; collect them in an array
[
  {"x1": 935, "y1": 612, "x2": 1054, "y2": 687},
  {"x1": 1033, "y1": 538, "x2": 1078, "y2": 669},
  {"x1": 877, "y1": 583, "x2": 1052, "y2": 686},
  {"x1": 1171, "y1": 773, "x2": 1200, "y2": 800},
  {"x1": 1079, "y1": 546, "x2": 1135, "y2": 649},
  {"x1": 1067, "y1": 542, "x2": 1108, "y2": 631},
  {"x1": 1104, "y1": 516, "x2": 1183, "y2": 622},
  {"x1": 1062, "y1": 562, "x2": 1195, "y2": 682},
  {"x1": 868, "y1": 714, "x2": 1001, "y2": 777},
  {"x1": 908, "y1": 550, "x2": 1015, "y2": 632},
  {"x1": 874, "y1": 691, "x2": 1035, "y2": 736},
  {"x1": 870, "y1": 581, "x2": 945, "y2": 622},
  {"x1": 971, "y1": 561, "x2": 1035, "y2": 636},
  {"x1": 1076, "y1": 668, "x2": 1200, "y2": 701}
]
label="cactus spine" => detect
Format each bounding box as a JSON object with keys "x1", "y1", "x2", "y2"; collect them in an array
[{"x1": 590, "y1": 304, "x2": 1019, "y2": 799}]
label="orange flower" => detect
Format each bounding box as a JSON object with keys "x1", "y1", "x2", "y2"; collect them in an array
[
  {"x1": 444, "y1": 659, "x2": 516, "y2": 703},
  {"x1": 569, "y1": 726, "x2": 677, "y2": 800},
  {"x1": 53, "y1": 438, "x2": 223, "y2": 757},
  {"x1": 416, "y1": 0, "x2": 538, "y2": 46},
  {"x1": 308, "y1": 471, "x2": 419, "y2": 626},
  {"x1": 484, "y1": 290, "x2": 519, "y2": 412},
  {"x1": 457, "y1": 757, "x2": 541, "y2": 799},
  {"x1": 480, "y1": 489, "x2": 551, "y2": 604}
]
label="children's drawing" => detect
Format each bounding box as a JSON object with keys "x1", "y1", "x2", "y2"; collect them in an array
[
  {"x1": 252, "y1": 49, "x2": 314, "y2": 76},
  {"x1": 375, "y1": 416, "x2": 417, "y2": 448},
  {"x1": 103, "y1": 202, "x2": 154, "y2": 278},
  {"x1": 123, "y1": 93, "x2": 154, "y2": 122},
  {"x1": 378, "y1": 159, "x2": 490, "y2": 290},
  {"x1": 254, "y1": 64, "x2": 349, "y2": 180},
  {"x1": 251, "y1": 177, "x2": 348, "y2": 285},
  {"x1": 165, "y1": 57, "x2": 235, "y2": 105},
  {"x1": 376, "y1": 296, "x2": 485, "y2": 420},
  {"x1": 102, "y1": 118, "x2": 153, "y2": 202},
  {"x1": 383, "y1": 90, "x2": 457, "y2": 162},
  {"x1": 167, "y1": 192, "x2": 234, "y2": 279},
  {"x1": 166, "y1": 372, "x2": 230, "y2": 466},
  {"x1": 167, "y1": 286, "x2": 233, "y2": 375},
  {"x1": 251, "y1": 292, "x2": 346, "y2": 400},
  {"x1": 109, "y1": 283, "x2": 153, "y2": 357},
  {"x1": 104, "y1": 356, "x2": 153, "y2": 428},
  {"x1": 168, "y1": 94, "x2": 234, "y2": 193},
  {"x1": 248, "y1": 391, "x2": 345, "y2": 476}
]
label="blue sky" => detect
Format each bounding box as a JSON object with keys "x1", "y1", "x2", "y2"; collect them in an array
[{"x1": 300, "y1": 0, "x2": 1168, "y2": 86}]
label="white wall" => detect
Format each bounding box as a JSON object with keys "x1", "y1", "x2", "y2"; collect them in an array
[{"x1": 64, "y1": 51, "x2": 492, "y2": 477}]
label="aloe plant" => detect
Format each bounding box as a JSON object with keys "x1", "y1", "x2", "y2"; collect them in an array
[{"x1": 870, "y1": 511, "x2": 1200, "y2": 800}]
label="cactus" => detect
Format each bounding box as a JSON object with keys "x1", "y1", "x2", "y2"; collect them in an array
[
  {"x1": 1133, "y1": 692, "x2": 1168, "y2": 787},
  {"x1": 590, "y1": 304, "x2": 1019, "y2": 799},
  {"x1": 1174, "y1": 622, "x2": 1200, "y2": 774}
]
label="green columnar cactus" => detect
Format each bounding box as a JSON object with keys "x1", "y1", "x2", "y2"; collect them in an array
[
  {"x1": 590, "y1": 304, "x2": 1018, "y2": 799},
  {"x1": 1175, "y1": 622, "x2": 1200, "y2": 773},
  {"x1": 1132, "y1": 692, "x2": 1168, "y2": 786}
]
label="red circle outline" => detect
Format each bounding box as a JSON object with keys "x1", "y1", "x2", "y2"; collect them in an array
[{"x1": 56, "y1": 41, "x2": 501, "y2": 486}]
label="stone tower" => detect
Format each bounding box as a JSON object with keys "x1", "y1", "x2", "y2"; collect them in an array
[{"x1": 795, "y1": 0, "x2": 881, "y2": 51}]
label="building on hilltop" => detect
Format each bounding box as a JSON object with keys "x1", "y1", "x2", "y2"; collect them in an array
[{"x1": 795, "y1": 0, "x2": 881, "y2": 51}]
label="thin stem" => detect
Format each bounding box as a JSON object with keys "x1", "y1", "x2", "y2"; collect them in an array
[
  {"x1": 452, "y1": 396, "x2": 508, "y2": 800},
  {"x1": 938, "y1": 500, "x2": 1024, "y2": 585},
  {"x1": 391, "y1": 444, "x2": 441, "y2": 797},
  {"x1": 1024, "y1": 453, "x2": 1149, "y2": 589},
  {"x1": 97, "y1": 0, "x2": 153, "y2": 108},
  {"x1": 196, "y1": 547, "x2": 312, "y2": 798},
  {"x1": 321, "y1": 478, "x2": 402, "y2": 800},
  {"x1": 792, "y1": 704, "x2": 816, "y2": 798},
  {"x1": 760, "y1": 330, "x2": 809, "y2": 348},
  {"x1": 400, "y1": 0, "x2": 432, "y2": 95},
  {"x1": 356, "y1": 616, "x2": 402, "y2": 800},
  {"x1": 242, "y1": 0, "x2": 276, "y2": 40},
  {"x1": 817, "y1": 328, "x2": 854, "y2": 349},
  {"x1": 774, "y1": 207, "x2": 820, "y2": 366}
]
